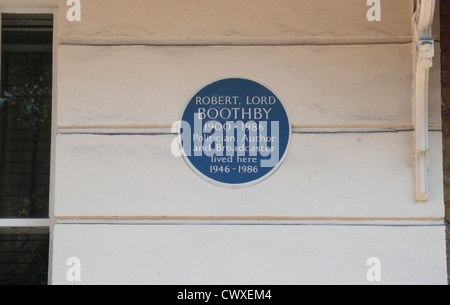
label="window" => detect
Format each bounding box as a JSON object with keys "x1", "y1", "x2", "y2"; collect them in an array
[{"x1": 0, "y1": 13, "x2": 53, "y2": 285}]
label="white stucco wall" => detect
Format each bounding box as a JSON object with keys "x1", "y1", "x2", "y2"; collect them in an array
[
  {"x1": 52, "y1": 225, "x2": 447, "y2": 285},
  {"x1": 57, "y1": 44, "x2": 431, "y2": 127},
  {"x1": 58, "y1": 0, "x2": 414, "y2": 44},
  {"x1": 54, "y1": 132, "x2": 444, "y2": 218},
  {"x1": 47, "y1": 0, "x2": 447, "y2": 284}
]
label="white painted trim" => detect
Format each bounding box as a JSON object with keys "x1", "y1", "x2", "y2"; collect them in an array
[
  {"x1": 0, "y1": 219, "x2": 52, "y2": 234},
  {"x1": 413, "y1": 0, "x2": 436, "y2": 202},
  {"x1": 0, "y1": 218, "x2": 52, "y2": 227},
  {"x1": 0, "y1": 0, "x2": 57, "y2": 7},
  {"x1": 50, "y1": 8, "x2": 58, "y2": 225},
  {"x1": 0, "y1": 6, "x2": 57, "y2": 14},
  {"x1": 48, "y1": 7, "x2": 59, "y2": 286}
]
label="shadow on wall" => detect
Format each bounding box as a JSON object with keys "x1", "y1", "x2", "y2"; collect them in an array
[{"x1": 440, "y1": 0, "x2": 450, "y2": 285}]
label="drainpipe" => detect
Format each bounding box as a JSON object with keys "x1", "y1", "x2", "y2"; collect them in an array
[{"x1": 413, "y1": 0, "x2": 435, "y2": 201}]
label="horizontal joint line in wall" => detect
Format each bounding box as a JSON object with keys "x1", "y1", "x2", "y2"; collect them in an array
[
  {"x1": 55, "y1": 216, "x2": 445, "y2": 221},
  {"x1": 57, "y1": 124, "x2": 442, "y2": 135},
  {"x1": 58, "y1": 35, "x2": 416, "y2": 47},
  {"x1": 55, "y1": 216, "x2": 445, "y2": 227}
]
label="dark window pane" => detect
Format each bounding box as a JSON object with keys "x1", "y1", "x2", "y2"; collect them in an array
[
  {"x1": 0, "y1": 234, "x2": 49, "y2": 285},
  {"x1": 0, "y1": 14, "x2": 53, "y2": 218}
]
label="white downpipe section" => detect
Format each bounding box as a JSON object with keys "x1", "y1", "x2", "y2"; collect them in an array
[{"x1": 413, "y1": 0, "x2": 436, "y2": 202}]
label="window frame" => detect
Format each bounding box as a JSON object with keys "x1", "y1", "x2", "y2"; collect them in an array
[{"x1": 0, "y1": 4, "x2": 58, "y2": 284}]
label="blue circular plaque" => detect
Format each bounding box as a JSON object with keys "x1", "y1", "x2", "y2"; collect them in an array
[{"x1": 180, "y1": 78, "x2": 291, "y2": 187}]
